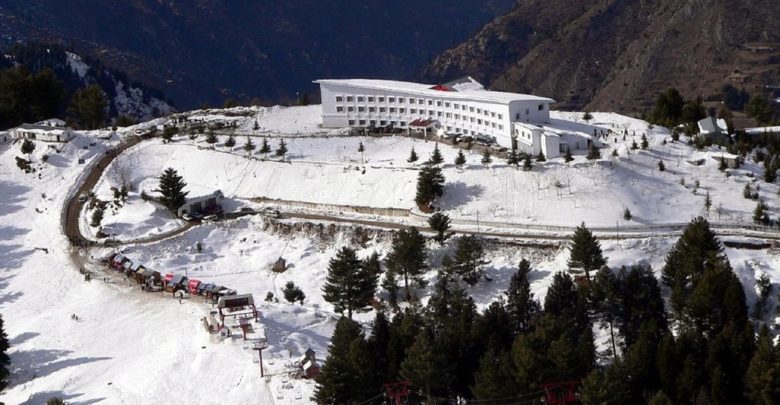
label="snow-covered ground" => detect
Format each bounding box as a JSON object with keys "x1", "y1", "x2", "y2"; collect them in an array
[{"x1": 2, "y1": 105, "x2": 779, "y2": 404}]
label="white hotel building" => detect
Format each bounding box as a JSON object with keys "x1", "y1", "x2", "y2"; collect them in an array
[{"x1": 315, "y1": 77, "x2": 592, "y2": 158}]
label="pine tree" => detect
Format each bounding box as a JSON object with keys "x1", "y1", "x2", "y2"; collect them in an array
[
  {"x1": 658, "y1": 160, "x2": 666, "y2": 171},
  {"x1": 624, "y1": 208, "x2": 632, "y2": 221},
  {"x1": 381, "y1": 269, "x2": 399, "y2": 309},
  {"x1": 275, "y1": 138, "x2": 288, "y2": 156},
  {"x1": 564, "y1": 148, "x2": 574, "y2": 162},
  {"x1": 429, "y1": 143, "x2": 444, "y2": 165},
  {"x1": 20, "y1": 138, "x2": 35, "y2": 156},
  {"x1": 259, "y1": 137, "x2": 271, "y2": 154},
  {"x1": 631, "y1": 140, "x2": 639, "y2": 150},
  {"x1": 90, "y1": 205, "x2": 104, "y2": 227},
  {"x1": 367, "y1": 312, "x2": 391, "y2": 387},
  {"x1": 754, "y1": 200, "x2": 769, "y2": 225},
  {"x1": 567, "y1": 222, "x2": 606, "y2": 281},
  {"x1": 154, "y1": 167, "x2": 189, "y2": 213},
  {"x1": 322, "y1": 247, "x2": 377, "y2": 318},
  {"x1": 46, "y1": 398, "x2": 66, "y2": 405},
  {"x1": 452, "y1": 235, "x2": 489, "y2": 285},
  {"x1": 362, "y1": 251, "x2": 382, "y2": 280},
  {"x1": 587, "y1": 145, "x2": 601, "y2": 160},
  {"x1": 471, "y1": 347, "x2": 519, "y2": 400},
  {"x1": 745, "y1": 325, "x2": 780, "y2": 404},
  {"x1": 243, "y1": 137, "x2": 255, "y2": 153},
  {"x1": 523, "y1": 154, "x2": 532, "y2": 171},
  {"x1": 407, "y1": 147, "x2": 419, "y2": 163},
  {"x1": 0, "y1": 315, "x2": 9, "y2": 393},
  {"x1": 252, "y1": 120, "x2": 259, "y2": 131},
  {"x1": 68, "y1": 84, "x2": 107, "y2": 129},
  {"x1": 536, "y1": 151, "x2": 546, "y2": 162},
  {"x1": 162, "y1": 125, "x2": 176, "y2": 143},
  {"x1": 481, "y1": 148, "x2": 492, "y2": 165},
  {"x1": 641, "y1": 134, "x2": 649, "y2": 149},
  {"x1": 205, "y1": 130, "x2": 217, "y2": 144},
  {"x1": 224, "y1": 134, "x2": 236, "y2": 148},
  {"x1": 385, "y1": 227, "x2": 428, "y2": 299},
  {"x1": 744, "y1": 183, "x2": 753, "y2": 200},
  {"x1": 583, "y1": 111, "x2": 593, "y2": 123},
  {"x1": 454, "y1": 150, "x2": 467, "y2": 168},
  {"x1": 415, "y1": 165, "x2": 445, "y2": 208},
  {"x1": 400, "y1": 330, "x2": 438, "y2": 402},
  {"x1": 314, "y1": 317, "x2": 375, "y2": 404},
  {"x1": 764, "y1": 158, "x2": 776, "y2": 183},
  {"x1": 282, "y1": 281, "x2": 305, "y2": 305},
  {"x1": 357, "y1": 141, "x2": 365, "y2": 163},
  {"x1": 506, "y1": 259, "x2": 540, "y2": 334},
  {"x1": 719, "y1": 157, "x2": 728, "y2": 172},
  {"x1": 704, "y1": 191, "x2": 712, "y2": 212},
  {"x1": 612, "y1": 149, "x2": 619, "y2": 158},
  {"x1": 427, "y1": 212, "x2": 451, "y2": 245}
]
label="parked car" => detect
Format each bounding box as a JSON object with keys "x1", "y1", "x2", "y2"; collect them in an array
[
  {"x1": 260, "y1": 207, "x2": 281, "y2": 219},
  {"x1": 189, "y1": 212, "x2": 204, "y2": 220},
  {"x1": 78, "y1": 193, "x2": 88, "y2": 203},
  {"x1": 182, "y1": 213, "x2": 195, "y2": 222},
  {"x1": 475, "y1": 134, "x2": 496, "y2": 145},
  {"x1": 457, "y1": 135, "x2": 474, "y2": 143},
  {"x1": 203, "y1": 214, "x2": 218, "y2": 222}
]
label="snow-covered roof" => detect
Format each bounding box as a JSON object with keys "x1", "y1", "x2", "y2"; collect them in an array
[
  {"x1": 35, "y1": 118, "x2": 66, "y2": 127},
  {"x1": 744, "y1": 126, "x2": 780, "y2": 135},
  {"x1": 697, "y1": 116, "x2": 728, "y2": 134},
  {"x1": 314, "y1": 79, "x2": 555, "y2": 104},
  {"x1": 13, "y1": 123, "x2": 70, "y2": 134}
]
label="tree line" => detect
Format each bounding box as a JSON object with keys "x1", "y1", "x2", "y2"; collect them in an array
[{"x1": 313, "y1": 218, "x2": 779, "y2": 404}]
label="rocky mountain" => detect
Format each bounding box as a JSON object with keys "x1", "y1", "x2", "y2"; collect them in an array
[
  {"x1": 421, "y1": 0, "x2": 780, "y2": 113},
  {"x1": 0, "y1": 43, "x2": 174, "y2": 124},
  {"x1": 0, "y1": 0, "x2": 513, "y2": 109}
]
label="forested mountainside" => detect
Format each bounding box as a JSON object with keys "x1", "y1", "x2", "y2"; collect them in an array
[
  {"x1": 0, "y1": 0, "x2": 513, "y2": 108},
  {"x1": 422, "y1": 0, "x2": 780, "y2": 113},
  {"x1": 0, "y1": 43, "x2": 174, "y2": 129}
]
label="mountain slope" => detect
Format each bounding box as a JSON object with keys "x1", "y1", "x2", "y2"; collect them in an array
[
  {"x1": 422, "y1": 0, "x2": 780, "y2": 113},
  {"x1": 0, "y1": 0, "x2": 513, "y2": 108}
]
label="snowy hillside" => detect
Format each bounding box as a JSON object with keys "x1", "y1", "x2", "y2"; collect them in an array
[{"x1": 1, "y1": 105, "x2": 779, "y2": 404}]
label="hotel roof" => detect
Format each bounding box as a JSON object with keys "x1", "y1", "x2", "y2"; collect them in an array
[{"x1": 314, "y1": 79, "x2": 556, "y2": 104}]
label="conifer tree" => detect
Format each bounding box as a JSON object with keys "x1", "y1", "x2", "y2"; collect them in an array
[
  {"x1": 536, "y1": 151, "x2": 546, "y2": 162},
  {"x1": 400, "y1": 330, "x2": 438, "y2": 402},
  {"x1": 385, "y1": 227, "x2": 428, "y2": 299},
  {"x1": 583, "y1": 111, "x2": 593, "y2": 123},
  {"x1": 481, "y1": 149, "x2": 492, "y2": 165},
  {"x1": 259, "y1": 137, "x2": 271, "y2": 154},
  {"x1": 631, "y1": 140, "x2": 639, "y2": 150},
  {"x1": 162, "y1": 125, "x2": 176, "y2": 143},
  {"x1": 243, "y1": 137, "x2": 255, "y2": 153},
  {"x1": 745, "y1": 325, "x2": 780, "y2": 404},
  {"x1": 764, "y1": 158, "x2": 776, "y2": 183},
  {"x1": 68, "y1": 84, "x2": 107, "y2": 129},
  {"x1": 744, "y1": 183, "x2": 753, "y2": 200},
  {"x1": 567, "y1": 222, "x2": 606, "y2": 281},
  {"x1": 46, "y1": 398, "x2": 65, "y2": 405},
  {"x1": 252, "y1": 120, "x2": 259, "y2": 131},
  {"x1": 506, "y1": 259, "x2": 540, "y2": 334},
  {"x1": 275, "y1": 138, "x2": 288, "y2": 157},
  {"x1": 454, "y1": 150, "x2": 467, "y2": 168},
  {"x1": 452, "y1": 235, "x2": 489, "y2": 286},
  {"x1": 367, "y1": 312, "x2": 391, "y2": 387},
  {"x1": 523, "y1": 154, "x2": 532, "y2": 170},
  {"x1": 587, "y1": 144, "x2": 601, "y2": 160},
  {"x1": 205, "y1": 130, "x2": 217, "y2": 144},
  {"x1": 754, "y1": 200, "x2": 769, "y2": 225},
  {"x1": 623, "y1": 207, "x2": 632, "y2": 221},
  {"x1": 155, "y1": 167, "x2": 189, "y2": 213},
  {"x1": 427, "y1": 212, "x2": 451, "y2": 245},
  {"x1": 322, "y1": 247, "x2": 377, "y2": 318},
  {"x1": 90, "y1": 205, "x2": 104, "y2": 227},
  {"x1": 224, "y1": 134, "x2": 236, "y2": 148},
  {"x1": 507, "y1": 150, "x2": 520, "y2": 167},
  {"x1": 704, "y1": 191, "x2": 712, "y2": 212},
  {"x1": 471, "y1": 346, "x2": 518, "y2": 400},
  {"x1": 381, "y1": 270, "x2": 399, "y2": 309},
  {"x1": 20, "y1": 138, "x2": 35, "y2": 157},
  {"x1": 719, "y1": 157, "x2": 728, "y2": 172},
  {"x1": 314, "y1": 317, "x2": 375, "y2": 404},
  {"x1": 429, "y1": 143, "x2": 444, "y2": 165},
  {"x1": 658, "y1": 160, "x2": 666, "y2": 171},
  {"x1": 357, "y1": 141, "x2": 365, "y2": 163},
  {"x1": 362, "y1": 251, "x2": 382, "y2": 280},
  {"x1": 407, "y1": 147, "x2": 419, "y2": 163},
  {"x1": 641, "y1": 134, "x2": 649, "y2": 149},
  {"x1": 282, "y1": 281, "x2": 305, "y2": 305},
  {"x1": 612, "y1": 149, "x2": 619, "y2": 158},
  {"x1": 564, "y1": 148, "x2": 574, "y2": 163},
  {"x1": 591, "y1": 267, "x2": 621, "y2": 359},
  {"x1": 0, "y1": 315, "x2": 9, "y2": 393},
  {"x1": 415, "y1": 165, "x2": 445, "y2": 208}
]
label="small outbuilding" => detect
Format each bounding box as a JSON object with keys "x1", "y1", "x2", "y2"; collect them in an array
[
  {"x1": 9, "y1": 123, "x2": 74, "y2": 143},
  {"x1": 177, "y1": 190, "x2": 224, "y2": 218}
]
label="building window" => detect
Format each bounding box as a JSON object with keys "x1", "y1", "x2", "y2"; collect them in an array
[
  {"x1": 359, "y1": 120, "x2": 366, "y2": 125},
  {"x1": 499, "y1": 125, "x2": 503, "y2": 130},
  {"x1": 378, "y1": 97, "x2": 385, "y2": 102},
  {"x1": 429, "y1": 110, "x2": 434, "y2": 117},
  {"x1": 470, "y1": 117, "x2": 475, "y2": 123},
  {"x1": 446, "y1": 113, "x2": 452, "y2": 118},
  {"x1": 358, "y1": 106, "x2": 365, "y2": 112},
  {"x1": 418, "y1": 98, "x2": 424, "y2": 104},
  {"x1": 336, "y1": 106, "x2": 344, "y2": 112},
  {"x1": 410, "y1": 108, "x2": 417, "y2": 114},
  {"x1": 389, "y1": 97, "x2": 396, "y2": 103},
  {"x1": 399, "y1": 108, "x2": 406, "y2": 114},
  {"x1": 389, "y1": 107, "x2": 396, "y2": 113},
  {"x1": 390, "y1": 121, "x2": 397, "y2": 126},
  {"x1": 454, "y1": 103, "x2": 460, "y2": 109},
  {"x1": 516, "y1": 113, "x2": 520, "y2": 120},
  {"x1": 370, "y1": 120, "x2": 376, "y2": 126},
  {"x1": 427, "y1": 99, "x2": 433, "y2": 106},
  {"x1": 369, "y1": 107, "x2": 376, "y2": 112},
  {"x1": 538, "y1": 104, "x2": 544, "y2": 111},
  {"x1": 477, "y1": 119, "x2": 482, "y2": 125},
  {"x1": 462, "y1": 105, "x2": 467, "y2": 111},
  {"x1": 454, "y1": 114, "x2": 460, "y2": 120},
  {"x1": 409, "y1": 98, "x2": 416, "y2": 104},
  {"x1": 491, "y1": 122, "x2": 497, "y2": 128},
  {"x1": 476, "y1": 108, "x2": 482, "y2": 114},
  {"x1": 335, "y1": 96, "x2": 343, "y2": 102},
  {"x1": 469, "y1": 107, "x2": 475, "y2": 112},
  {"x1": 379, "y1": 107, "x2": 386, "y2": 112},
  {"x1": 346, "y1": 96, "x2": 354, "y2": 102},
  {"x1": 436, "y1": 101, "x2": 442, "y2": 107},
  {"x1": 380, "y1": 120, "x2": 387, "y2": 126},
  {"x1": 445, "y1": 102, "x2": 450, "y2": 108},
  {"x1": 525, "y1": 108, "x2": 530, "y2": 115},
  {"x1": 491, "y1": 112, "x2": 496, "y2": 118},
  {"x1": 398, "y1": 97, "x2": 405, "y2": 103},
  {"x1": 437, "y1": 111, "x2": 443, "y2": 117},
  {"x1": 357, "y1": 96, "x2": 365, "y2": 102},
  {"x1": 446, "y1": 126, "x2": 452, "y2": 131},
  {"x1": 484, "y1": 110, "x2": 490, "y2": 117},
  {"x1": 348, "y1": 120, "x2": 355, "y2": 125},
  {"x1": 400, "y1": 121, "x2": 406, "y2": 126},
  {"x1": 498, "y1": 114, "x2": 503, "y2": 120},
  {"x1": 367, "y1": 96, "x2": 375, "y2": 102},
  {"x1": 348, "y1": 106, "x2": 355, "y2": 112}
]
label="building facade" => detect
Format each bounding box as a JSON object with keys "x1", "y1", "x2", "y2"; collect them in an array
[{"x1": 315, "y1": 78, "x2": 564, "y2": 155}]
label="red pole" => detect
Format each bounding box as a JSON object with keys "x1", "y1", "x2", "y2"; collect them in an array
[{"x1": 259, "y1": 348, "x2": 265, "y2": 377}]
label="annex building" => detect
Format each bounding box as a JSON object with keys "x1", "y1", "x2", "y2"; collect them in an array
[{"x1": 315, "y1": 77, "x2": 590, "y2": 158}]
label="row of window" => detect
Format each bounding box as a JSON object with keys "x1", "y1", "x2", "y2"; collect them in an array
[
  {"x1": 336, "y1": 106, "x2": 504, "y2": 130},
  {"x1": 346, "y1": 119, "x2": 490, "y2": 137},
  {"x1": 334, "y1": 95, "x2": 504, "y2": 120}
]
